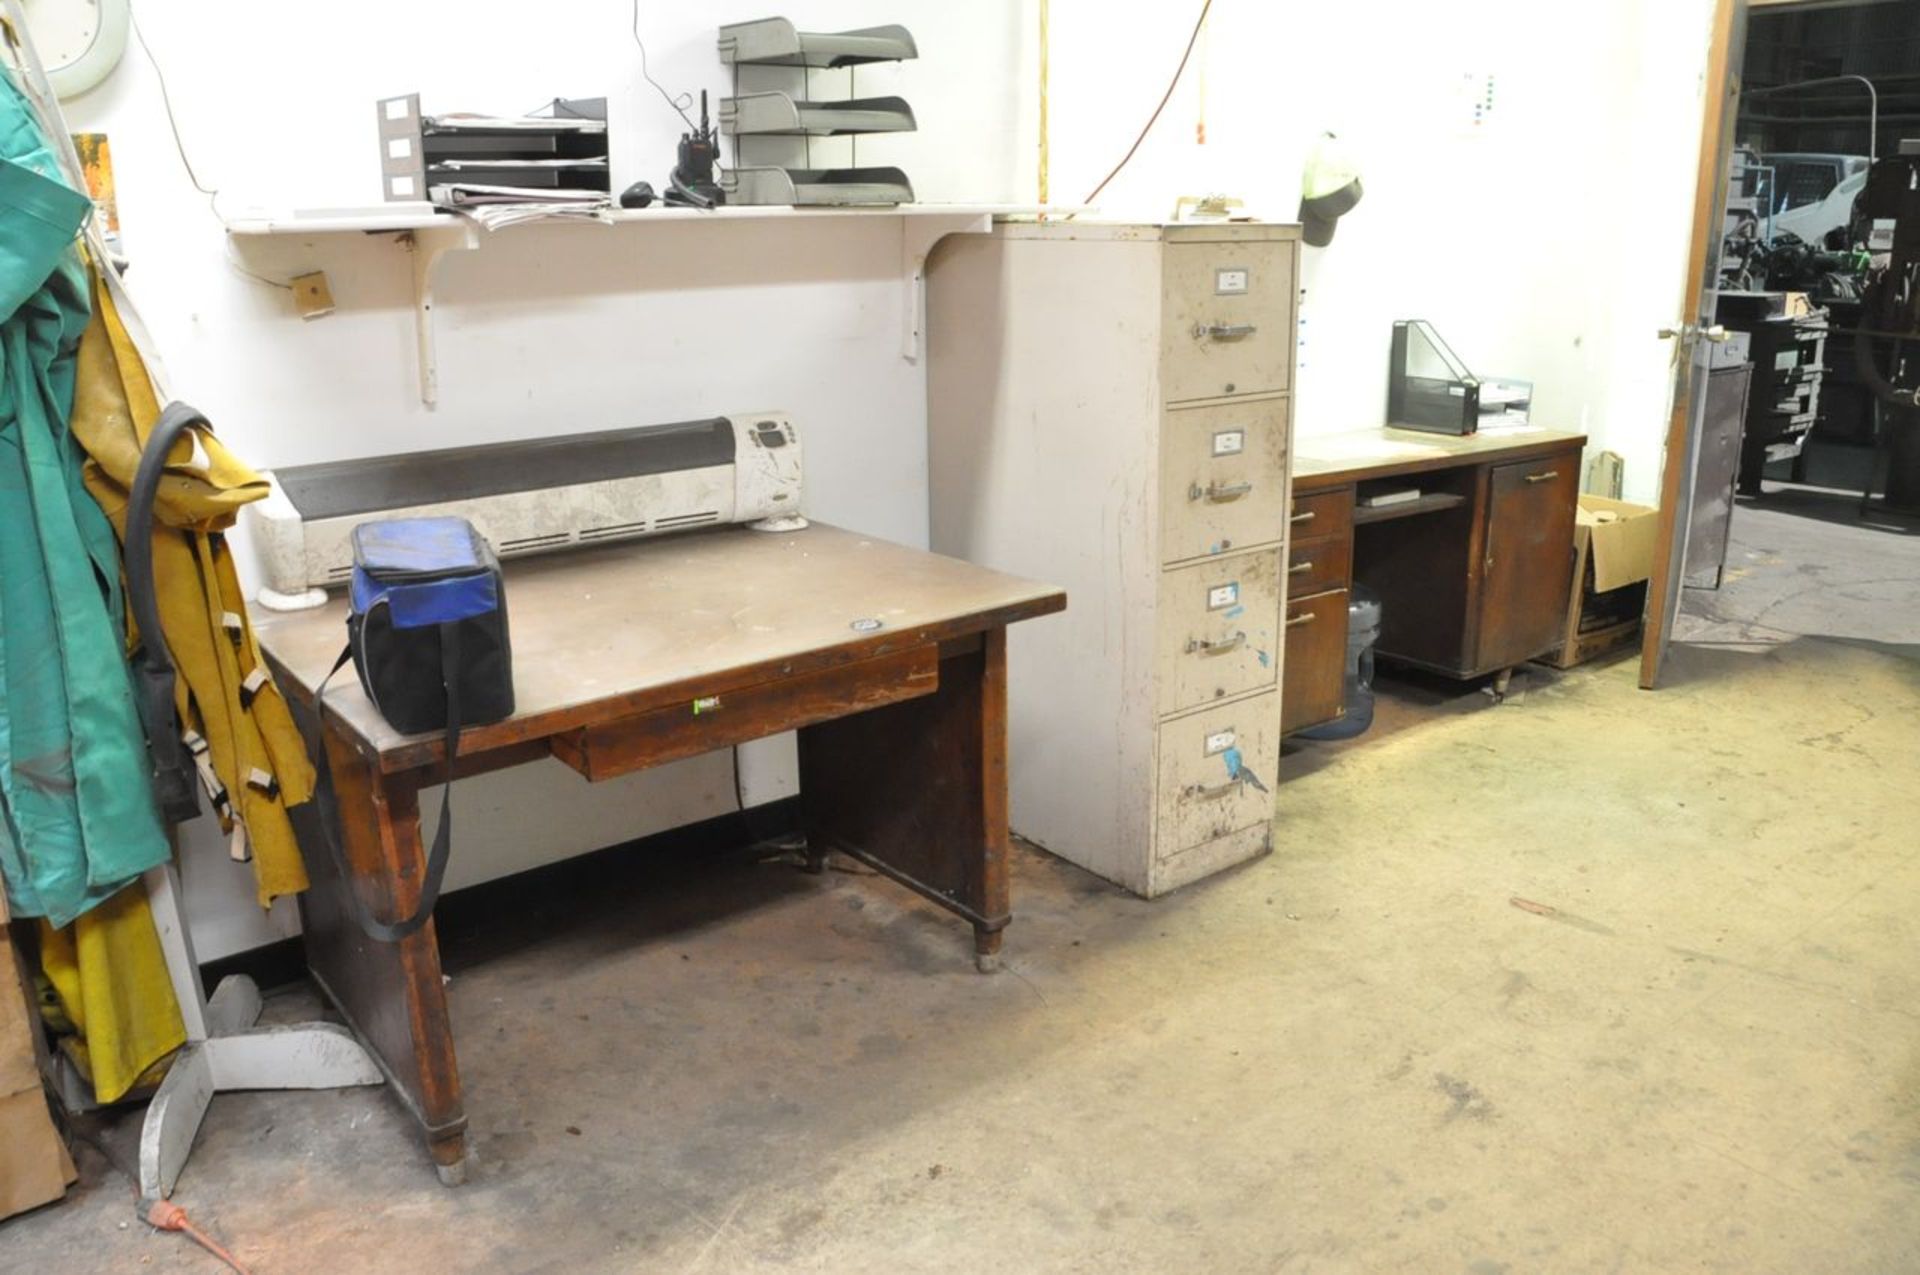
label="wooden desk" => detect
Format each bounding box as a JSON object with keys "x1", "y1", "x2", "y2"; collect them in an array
[
  {"x1": 257, "y1": 524, "x2": 1064, "y2": 1182},
  {"x1": 1283, "y1": 428, "x2": 1586, "y2": 734}
]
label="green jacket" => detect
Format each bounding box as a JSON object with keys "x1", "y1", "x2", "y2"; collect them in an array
[{"x1": 0, "y1": 75, "x2": 168, "y2": 927}]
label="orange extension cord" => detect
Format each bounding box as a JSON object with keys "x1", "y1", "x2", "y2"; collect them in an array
[{"x1": 143, "y1": 1198, "x2": 255, "y2": 1275}]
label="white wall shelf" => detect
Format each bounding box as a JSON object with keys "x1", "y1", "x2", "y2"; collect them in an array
[{"x1": 225, "y1": 203, "x2": 1058, "y2": 405}]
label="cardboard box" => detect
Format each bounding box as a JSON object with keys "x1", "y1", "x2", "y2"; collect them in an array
[
  {"x1": 0, "y1": 891, "x2": 76, "y2": 1222},
  {"x1": 1540, "y1": 494, "x2": 1658, "y2": 669}
]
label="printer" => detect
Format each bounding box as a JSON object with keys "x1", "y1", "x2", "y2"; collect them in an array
[{"x1": 247, "y1": 413, "x2": 804, "y2": 609}]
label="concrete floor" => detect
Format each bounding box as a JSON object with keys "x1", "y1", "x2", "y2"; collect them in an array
[{"x1": 5, "y1": 499, "x2": 1918, "y2": 1274}]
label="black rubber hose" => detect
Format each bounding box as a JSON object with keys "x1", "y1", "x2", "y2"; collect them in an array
[{"x1": 124, "y1": 400, "x2": 212, "y2": 822}]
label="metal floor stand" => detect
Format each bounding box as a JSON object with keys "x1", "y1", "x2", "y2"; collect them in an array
[{"x1": 139, "y1": 862, "x2": 381, "y2": 1203}]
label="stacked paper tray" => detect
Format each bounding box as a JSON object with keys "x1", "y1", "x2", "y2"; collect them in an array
[
  {"x1": 721, "y1": 167, "x2": 914, "y2": 207},
  {"x1": 718, "y1": 19, "x2": 918, "y2": 67},
  {"x1": 720, "y1": 93, "x2": 917, "y2": 137}
]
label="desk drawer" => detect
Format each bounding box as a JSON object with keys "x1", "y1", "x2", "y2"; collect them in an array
[
  {"x1": 1160, "y1": 397, "x2": 1290, "y2": 564},
  {"x1": 551, "y1": 645, "x2": 938, "y2": 781},
  {"x1": 1160, "y1": 240, "x2": 1295, "y2": 403},
  {"x1": 1155, "y1": 692, "x2": 1279, "y2": 859},
  {"x1": 1155, "y1": 549, "x2": 1282, "y2": 716},
  {"x1": 1288, "y1": 485, "x2": 1353, "y2": 543},
  {"x1": 1286, "y1": 534, "x2": 1350, "y2": 598}
]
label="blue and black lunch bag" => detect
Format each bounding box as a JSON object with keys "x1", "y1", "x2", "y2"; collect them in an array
[
  {"x1": 348, "y1": 516, "x2": 515, "y2": 735},
  {"x1": 316, "y1": 516, "x2": 514, "y2": 941}
]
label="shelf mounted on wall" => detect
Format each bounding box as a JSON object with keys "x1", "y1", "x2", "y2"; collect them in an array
[{"x1": 223, "y1": 204, "x2": 1054, "y2": 405}]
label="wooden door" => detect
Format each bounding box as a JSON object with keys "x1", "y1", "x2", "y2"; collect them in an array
[
  {"x1": 1641, "y1": 0, "x2": 1747, "y2": 688},
  {"x1": 1476, "y1": 458, "x2": 1579, "y2": 671}
]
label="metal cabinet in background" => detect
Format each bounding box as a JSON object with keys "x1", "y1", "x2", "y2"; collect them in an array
[{"x1": 1684, "y1": 333, "x2": 1754, "y2": 590}]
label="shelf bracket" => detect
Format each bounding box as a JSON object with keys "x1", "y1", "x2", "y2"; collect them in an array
[
  {"x1": 901, "y1": 213, "x2": 993, "y2": 362},
  {"x1": 403, "y1": 220, "x2": 482, "y2": 407}
]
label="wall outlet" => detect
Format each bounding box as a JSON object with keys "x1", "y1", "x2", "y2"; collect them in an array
[{"x1": 291, "y1": 271, "x2": 335, "y2": 320}]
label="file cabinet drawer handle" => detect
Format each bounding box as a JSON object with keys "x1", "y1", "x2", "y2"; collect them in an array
[
  {"x1": 1524, "y1": 470, "x2": 1562, "y2": 484},
  {"x1": 1286, "y1": 611, "x2": 1317, "y2": 628},
  {"x1": 1184, "y1": 764, "x2": 1270, "y2": 801},
  {"x1": 1186, "y1": 631, "x2": 1247, "y2": 656},
  {"x1": 1196, "y1": 322, "x2": 1258, "y2": 340},
  {"x1": 1190, "y1": 480, "x2": 1253, "y2": 503},
  {"x1": 1289, "y1": 509, "x2": 1317, "y2": 525},
  {"x1": 1184, "y1": 775, "x2": 1245, "y2": 801},
  {"x1": 1289, "y1": 560, "x2": 1313, "y2": 574}
]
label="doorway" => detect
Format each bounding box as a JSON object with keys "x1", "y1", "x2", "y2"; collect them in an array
[{"x1": 1650, "y1": 0, "x2": 1920, "y2": 678}]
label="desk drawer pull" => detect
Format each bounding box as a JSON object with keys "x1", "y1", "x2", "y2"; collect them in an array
[
  {"x1": 1286, "y1": 611, "x2": 1316, "y2": 628},
  {"x1": 1289, "y1": 510, "x2": 1317, "y2": 525},
  {"x1": 1524, "y1": 470, "x2": 1562, "y2": 484},
  {"x1": 1190, "y1": 480, "x2": 1253, "y2": 503},
  {"x1": 1289, "y1": 560, "x2": 1313, "y2": 574},
  {"x1": 1196, "y1": 322, "x2": 1258, "y2": 341},
  {"x1": 1186, "y1": 631, "x2": 1247, "y2": 656}
]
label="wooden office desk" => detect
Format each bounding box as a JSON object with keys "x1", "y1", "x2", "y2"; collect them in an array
[
  {"x1": 257, "y1": 524, "x2": 1064, "y2": 1182},
  {"x1": 1283, "y1": 428, "x2": 1586, "y2": 734}
]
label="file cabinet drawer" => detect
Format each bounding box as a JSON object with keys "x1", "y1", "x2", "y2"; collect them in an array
[
  {"x1": 1160, "y1": 397, "x2": 1290, "y2": 564},
  {"x1": 1154, "y1": 692, "x2": 1279, "y2": 858},
  {"x1": 1286, "y1": 534, "x2": 1350, "y2": 598},
  {"x1": 1288, "y1": 485, "x2": 1352, "y2": 543},
  {"x1": 1155, "y1": 550, "x2": 1281, "y2": 716},
  {"x1": 1160, "y1": 240, "x2": 1295, "y2": 403}
]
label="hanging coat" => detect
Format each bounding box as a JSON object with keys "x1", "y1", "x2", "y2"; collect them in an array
[
  {"x1": 68, "y1": 266, "x2": 316, "y2": 908},
  {"x1": 0, "y1": 72, "x2": 184, "y2": 1102},
  {"x1": 0, "y1": 75, "x2": 171, "y2": 926}
]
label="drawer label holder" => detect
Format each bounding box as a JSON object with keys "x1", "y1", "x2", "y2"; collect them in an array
[
  {"x1": 1211, "y1": 429, "x2": 1246, "y2": 458},
  {"x1": 1215, "y1": 267, "x2": 1250, "y2": 295},
  {"x1": 1207, "y1": 582, "x2": 1240, "y2": 611}
]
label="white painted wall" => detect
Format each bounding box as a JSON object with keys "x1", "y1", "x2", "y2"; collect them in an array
[
  {"x1": 50, "y1": 0, "x2": 1717, "y2": 960},
  {"x1": 58, "y1": 1, "x2": 1028, "y2": 960},
  {"x1": 1041, "y1": 0, "x2": 1719, "y2": 503}
]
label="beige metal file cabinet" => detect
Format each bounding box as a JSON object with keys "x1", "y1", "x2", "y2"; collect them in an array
[{"x1": 927, "y1": 222, "x2": 1301, "y2": 897}]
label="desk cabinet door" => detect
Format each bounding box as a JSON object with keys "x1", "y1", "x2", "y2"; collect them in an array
[
  {"x1": 1281, "y1": 589, "x2": 1348, "y2": 734},
  {"x1": 1476, "y1": 456, "x2": 1578, "y2": 670}
]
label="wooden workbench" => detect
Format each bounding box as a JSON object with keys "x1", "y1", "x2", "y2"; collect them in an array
[
  {"x1": 257, "y1": 523, "x2": 1064, "y2": 1183},
  {"x1": 1283, "y1": 427, "x2": 1587, "y2": 733}
]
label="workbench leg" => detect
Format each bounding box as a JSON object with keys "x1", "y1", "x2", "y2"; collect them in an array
[
  {"x1": 799, "y1": 630, "x2": 1012, "y2": 970},
  {"x1": 290, "y1": 709, "x2": 470, "y2": 1185}
]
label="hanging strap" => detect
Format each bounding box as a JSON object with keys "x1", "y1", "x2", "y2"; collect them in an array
[
  {"x1": 309, "y1": 623, "x2": 464, "y2": 943},
  {"x1": 124, "y1": 402, "x2": 213, "y2": 824}
]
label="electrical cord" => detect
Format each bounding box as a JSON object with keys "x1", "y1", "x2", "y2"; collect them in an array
[
  {"x1": 67, "y1": 1116, "x2": 255, "y2": 1274},
  {"x1": 129, "y1": 4, "x2": 214, "y2": 206},
  {"x1": 131, "y1": 4, "x2": 291, "y2": 292},
  {"x1": 144, "y1": 1198, "x2": 255, "y2": 1275},
  {"x1": 631, "y1": 0, "x2": 697, "y2": 130},
  {"x1": 1079, "y1": 0, "x2": 1213, "y2": 207}
]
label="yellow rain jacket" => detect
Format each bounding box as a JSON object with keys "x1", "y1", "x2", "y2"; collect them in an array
[
  {"x1": 68, "y1": 266, "x2": 316, "y2": 906},
  {"x1": 36, "y1": 264, "x2": 320, "y2": 1104}
]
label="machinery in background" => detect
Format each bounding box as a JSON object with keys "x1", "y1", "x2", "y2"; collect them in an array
[
  {"x1": 1386, "y1": 320, "x2": 1531, "y2": 436},
  {"x1": 246, "y1": 414, "x2": 805, "y2": 610},
  {"x1": 1853, "y1": 140, "x2": 1920, "y2": 514},
  {"x1": 1715, "y1": 291, "x2": 1830, "y2": 495}
]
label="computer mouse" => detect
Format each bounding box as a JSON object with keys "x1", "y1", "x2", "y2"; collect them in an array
[{"x1": 619, "y1": 181, "x2": 656, "y2": 209}]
